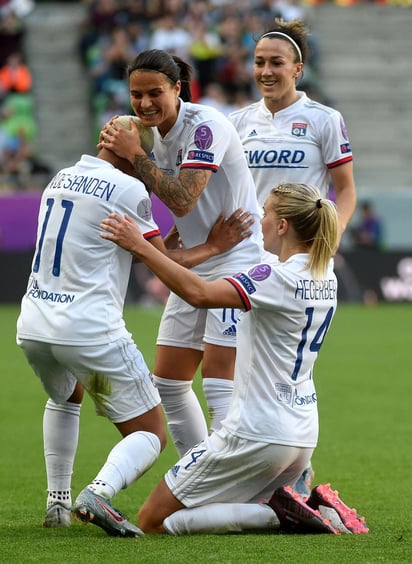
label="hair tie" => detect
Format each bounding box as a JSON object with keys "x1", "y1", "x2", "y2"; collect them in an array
[{"x1": 316, "y1": 199, "x2": 322, "y2": 209}]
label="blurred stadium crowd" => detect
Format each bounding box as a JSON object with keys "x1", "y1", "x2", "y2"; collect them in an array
[
  {"x1": 0, "y1": 0, "x2": 51, "y2": 190},
  {"x1": 77, "y1": 0, "x2": 324, "y2": 138},
  {"x1": 0, "y1": 0, "x2": 403, "y2": 192}
]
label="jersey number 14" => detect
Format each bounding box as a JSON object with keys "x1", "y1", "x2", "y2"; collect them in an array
[{"x1": 291, "y1": 306, "x2": 334, "y2": 381}]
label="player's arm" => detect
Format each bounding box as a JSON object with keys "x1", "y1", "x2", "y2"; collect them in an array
[
  {"x1": 100, "y1": 213, "x2": 244, "y2": 309},
  {"x1": 99, "y1": 119, "x2": 211, "y2": 217},
  {"x1": 162, "y1": 224, "x2": 180, "y2": 249},
  {"x1": 166, "y1": 210, "x2": 253, "y2": 269},
  {"x1": 330, "y1": 161, "x2": 357, "y2": 243},
  {"x1": 111, "y1": 209, "x2": 253, "y2": 270}
]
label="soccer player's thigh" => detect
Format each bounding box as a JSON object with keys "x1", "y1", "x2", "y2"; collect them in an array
[
  {"x1": 156, "y1": 292, "x2": 207, "y2": 350},
  {"x1": 155, "y1": 292, "x2": 206, "y2": 379},
  {"x1": 18, "y1": 339, "x2": 77, "y2": 403},
  {"x1": 202, "y1": 307, "x2": 239, "y2": 377},
  {"x1": 53, "y1": 336, "x2": 160, "y2": 423}
]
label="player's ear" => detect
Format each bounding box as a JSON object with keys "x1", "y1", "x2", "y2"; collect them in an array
[{"x1": 277, "y1": 218, "x2": 288, "y2": 235}]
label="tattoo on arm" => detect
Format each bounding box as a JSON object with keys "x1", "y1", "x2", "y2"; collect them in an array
[{"x1": 133, "y1": 154, "x2": 208, "y2": 216}]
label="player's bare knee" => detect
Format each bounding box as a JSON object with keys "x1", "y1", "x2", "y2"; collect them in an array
[{"x1": 138, "y1": 504, "x2": 165, "y2": 533}]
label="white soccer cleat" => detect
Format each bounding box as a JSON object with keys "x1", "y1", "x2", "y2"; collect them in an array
[{"x1": 43, "y1": 502, "x2": 71, "y2": 528}]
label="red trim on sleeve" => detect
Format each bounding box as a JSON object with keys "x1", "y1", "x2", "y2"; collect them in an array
[
  {"x1": 225, "y1": 277, "x2": 251, "y2": 311},
  {"x1": 327, "y1": 155, "x2": 353, "y2": 169},
  {"x1": 181, "y1": 163, "x2": 219, "y2": 173},
  {"x1": 144, "y1": 229, "x2": 161, "y2": 240}
]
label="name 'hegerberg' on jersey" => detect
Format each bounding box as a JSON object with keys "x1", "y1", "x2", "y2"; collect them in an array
[
  {"x1": 222, "y1": 254, "x2": 338, "y2": 446},
  {"x1": 47, "y1": 170, "x2": 117, "y2": 201},
  {"x1": 295, "y1": 278, "x2": 337, "y2": 300}
]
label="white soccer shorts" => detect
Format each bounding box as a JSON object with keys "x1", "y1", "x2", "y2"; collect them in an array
[
  {"x1": 156, "y1": 292, "x2": 240, "y2": 350},
  {"x1": 18, "y1": 334, "x2": 161, "y2": 423},
  {"x1": 165, "y1": 428, "x2": 313, "y2": 507}
]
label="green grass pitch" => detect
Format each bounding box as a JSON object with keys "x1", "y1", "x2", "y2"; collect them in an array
[{"x1": 1, "y1": 303, "x2": 411, "y2": 562}]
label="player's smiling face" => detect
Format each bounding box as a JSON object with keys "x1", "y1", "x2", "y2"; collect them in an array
[
  {"x1": 253, "y1": 38, "x2": 303, "y2": 113},
  {"x1": 129, "y1": 70, "x2": 181, "y2": 137}
]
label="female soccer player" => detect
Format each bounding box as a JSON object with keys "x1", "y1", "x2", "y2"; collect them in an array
[
  {"x1": 100, "y1": 182, "x2": 368, "y2": 536},
  {"x1": 228, "y1": 18, "x2": 357, "y2": 495},
  {"x1": 100, "y1": 49, "x2": 264, "y2": 458},
  {"x1": 228, "y1": 18, "x2": 356, "y2": 241},
  {"x1": 16, "y1": 118, "x2": 252, "y2": 535}
]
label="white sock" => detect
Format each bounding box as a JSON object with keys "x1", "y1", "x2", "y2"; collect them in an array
[
  {"x1": 202, "y1": 378, "x2": 234, "y2": 433},
  {"x1": 43, "y1": 399, "x2": 81, "y2": 509},
  {"x1": 153, "y1": 376, "x2": 208, "y2": 457},
  {"x1": 88, "y1": 431, "x2": 161, "y2": 499},
  {"x1": 163, "y1": 502, "x2": 279, "y2": 535}
]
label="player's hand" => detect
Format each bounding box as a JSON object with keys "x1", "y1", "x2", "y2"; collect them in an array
[
  {"x1": 206, "y1": 209, "x2": 254, "y2": 254},
  {"x1": 100, "y1": 212, "x2": 143, "y2": 253},
  {"x1": 97, "y1": 118, "x2": 144, "y2": 163},
  {"x1": 97, "y1": 116, "x2": 119, "y2": 145},
  {"x1": 163, "y1": 224, "x2": 183, "y2": 250}
]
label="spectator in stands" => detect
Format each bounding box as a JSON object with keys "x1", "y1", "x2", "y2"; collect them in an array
[
  {"x1": 198, "y1": 82, "x2": 234, "y2": 115},
  {"x1": 78, "y1": 0, "x2": 120, "y2": 66},
  {"x1": 149, "y1": 14, "x2": 191, "y2": 60},
  {"x1": 0, "y1": 6, "x2": 27, "y2": 66},
  {"x1": 350, "y1": 200, "x2": 384, "y2": 250},
  {"x1": 188, "y1": 19, "x2": 223, "y2": 95},
  {"x1": 215, "y1": 15, "x2": 254, "y2": 102},
  {"x1": 0, "y1": 122, "x2": 51, "y2": 189},
  {"x1": 274, "y1": 0, "x2": 308, "y2": 22},
  {"x1": 0, "y1": 51, "x2": 32, "y2": 98}
]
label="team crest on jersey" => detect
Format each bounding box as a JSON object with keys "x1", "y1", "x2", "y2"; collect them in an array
[
  {"x1": 248, "y1": 264, "x2": 271, "y2": 281},
  {"x1": 137, "y1": 197, "x2": 152, "y2": 220},
  {"x1": 275, "y1": 383, "x2": 292, "y2": 403},
  {"x1": 194, "y1": 125, "x2": 213, "y2": 150},
  {"x1": 176, "y1": 149, "x2": 182, "y2": 167},
  {"x1": 291, "y1": 122, "x2": 307, "y2": 137},
  {"x1": 340, "y1": 143, "x2": 351, "y2": 154}
]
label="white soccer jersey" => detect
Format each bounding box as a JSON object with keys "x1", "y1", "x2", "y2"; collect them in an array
[
  {"x1": 229, "y1": 92, "x2": 353, "y2": 205},
  {"x1": 17, "y1": 155, "x2": 160, "y2": 345},
  {"x1": 150, "y1": 100, "x2": 264, "y2": 278},
  {"x1": 222, "y1": 255, "x2": 337, "y2": 447}
]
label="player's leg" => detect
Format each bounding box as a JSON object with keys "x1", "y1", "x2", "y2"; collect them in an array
[
  {"x1": 73, "y1": 405, "x2": 166, "y2": 537},
  {"x1": 84, "y1": 405, "x2": 166, "y2": 500},
  {"x1": 153, "y1": 345, "x2": 206, "y2": 456},
  {"x1": 42, "y1": 382, "x2": 84, "y2": 527},
  {"x1": 18, "y1": 339, "x2": 82, "y2": 527},
  {"x1": 153, "y1": 293, "x2": 208, "y2": 456},
  {"x1": 138, "y1": 477, "x2": 186, "y2": 533},
  {"x1": 201, "y1": 307, "x2": 238, "y2": 433},
  {"x1": 63, "y1": 337, "x2": 166, "y2": 536},
  {"x1": 201, "y1": 344, "x2": 235, "y2": 433},
  {"x1": 139, "y1": 433, "x2": 311, "y2": 535}
]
